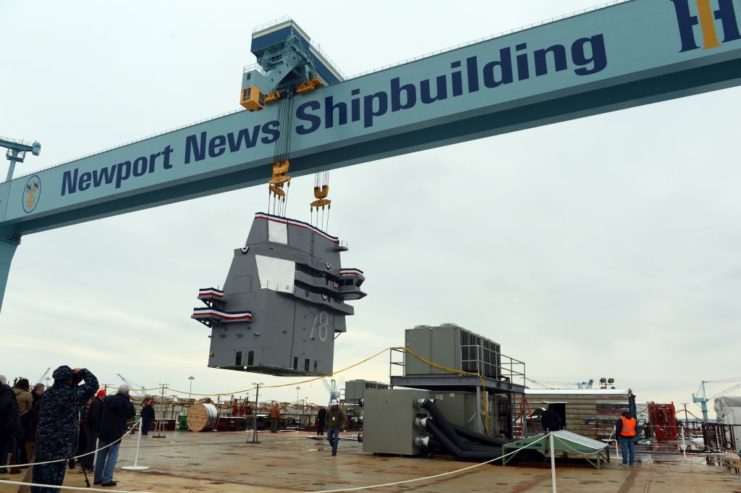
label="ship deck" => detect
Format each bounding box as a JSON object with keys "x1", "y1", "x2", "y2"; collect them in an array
[{"x1": 1, "y1": 431, "x2": 739, "y2": 492}]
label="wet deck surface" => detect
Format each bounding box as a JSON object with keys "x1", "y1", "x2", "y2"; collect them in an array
[{"x1": 1, "y1": 431, "x2": 739, "y2": 492}]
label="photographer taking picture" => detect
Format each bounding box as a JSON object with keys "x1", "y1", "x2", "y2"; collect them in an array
[{"x1": 32, "y1": 366, "x2": 98, "y2": 493}]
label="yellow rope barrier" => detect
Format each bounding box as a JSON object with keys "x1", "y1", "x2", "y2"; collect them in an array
[
  {"x1": 401, "y1": 346, "x2": 491, "y2": 434},
  {"x1": 129, "y1": 345, "x2": 493, "y2": 434},
  {"x1": 166, "y1": 346, "x2": 391, "y2": 397}
]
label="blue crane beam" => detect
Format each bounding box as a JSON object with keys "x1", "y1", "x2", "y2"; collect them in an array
[{"x1": 0, "y1": 0, "x2": 740, "y2": 309}]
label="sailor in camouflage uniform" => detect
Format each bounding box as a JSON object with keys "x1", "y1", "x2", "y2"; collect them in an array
[{"x1": 32, "y1": 366, "x2": 97, "y2": 493}]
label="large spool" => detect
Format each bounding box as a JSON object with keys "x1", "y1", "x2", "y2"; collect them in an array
[{"x1": 187, "y1": 403, "x2": 219, "y2": 432}]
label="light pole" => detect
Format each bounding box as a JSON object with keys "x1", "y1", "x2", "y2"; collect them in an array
[
  {"x1": 188, "y1": 376, "x2": 195, "y2": 400},
  {"x1": 248, "y1": 382, "x2": 263, "y2": 444},
  {"x1": 296, "y1": 386, "x2": 301, "y2": 431}
]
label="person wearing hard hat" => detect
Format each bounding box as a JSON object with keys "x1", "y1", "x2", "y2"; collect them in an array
[
  {"x1": 32, "y1": 366, "x2": 98, "y2": 492},
  {"x1": 325, "y1": 400, "x2": 346, "y2": 457},
  {"x1": 616, "y1": 409, "x2": 637, "y2": 467}
]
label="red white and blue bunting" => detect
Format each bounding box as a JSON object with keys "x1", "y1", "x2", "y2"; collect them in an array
[{"x1": 191, "y1": 307, "x2": 253, "y2": 323}]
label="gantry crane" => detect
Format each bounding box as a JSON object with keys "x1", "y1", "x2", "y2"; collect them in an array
[
  {"x1": 322, "y1": 378, "x2": 341, "y2": 405},
  {"x1": 692, "y1": 378, "x2": 741, "y2": 422},
  {"x1": 0, "y1": 2, "x2": 741, "y2": 315}
]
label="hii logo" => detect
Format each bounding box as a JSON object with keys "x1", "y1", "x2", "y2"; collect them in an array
[
  {"x1": 670, "y1": 0, "x2": 741, "y2": 51},
  {"x1": 22, "y1": 175, "x2": 41, "y2": 213}
]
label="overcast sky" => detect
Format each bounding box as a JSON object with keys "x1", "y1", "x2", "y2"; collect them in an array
[{"x1": 1, "y1": 0, "x2": 739, "y2": 414}]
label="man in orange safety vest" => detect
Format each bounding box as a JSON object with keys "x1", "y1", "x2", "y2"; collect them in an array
[{"x1": 615, "y1": 409, "x2": 637, "y2": 466}]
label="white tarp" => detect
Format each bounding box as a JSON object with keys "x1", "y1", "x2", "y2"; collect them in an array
[
  {"x1": 714, "y1": 397, "x2": 741, "y2": 444},
  {"x1": 255, "y1": 255, "x2": 294, "y2": 293},
  {"x1": 551, "y1": 430, "x2": 607, "y2": 452},
  {"x1": 268, "y1": 220, "x2": 288, "y2": 244}
]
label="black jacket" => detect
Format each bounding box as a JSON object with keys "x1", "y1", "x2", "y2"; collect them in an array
[
  {"x1": 0, "y1": 383, "x2": 23, "y2": 442},
  {"x1": 99, "y1": 393, "x2": 135, "y2": 442},
  {"x1": 541, "y1": 409, "x2": 562, "y2": 432},
  {"x1": 141, "y1": 404, "x2": 155, "y2": 422},
  {"x1": 22, "y1": 391, "x2": 42, "y2": 442},
  {"x1": 86, "y1": 397, "x2": 104, "y2": 432}
]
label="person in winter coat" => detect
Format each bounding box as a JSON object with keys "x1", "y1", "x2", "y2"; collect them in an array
[
  {"x1": 0, "y1": 376, "x2": 24, "y2": 474},
  {"x1": 17, "y1": 384, "x2": 45, "y2": 493},
  {"x1": 325, "y1": 400, "x2": 346, "y2": 457},
  {"x1": 12, "y1": 378, "x2": 33, "y2": 465},
  {"x1": 616, "y1": 409, "x2": 637, "y2": 467},
  {"x1": 32, "y1": 366, "x2": 98, "y2": 493},
  {"x1": 23, "y1": 383, "x2": 45, "y2": 461},
  {"x1": 315, "y1": 407, "x2": 327, "y2": 436},
  {"x1": 270, "y1": 403, "x2": 281, "y2": 433},
  {"x1": 140, "y1": 399, "x2": 155, "y2": 436},
  {"x1": 540, "y1": 404, "x2": 563, "y2": 432},
  {"x1": 94, "y1": 385, "x2": 135, "y2": 487},
  {"x1": 81, "y1": 389, "x2": 105, "y2": 473},
  {"x1": 13, "y1": 379, "x2": 33, "y2": 417}
]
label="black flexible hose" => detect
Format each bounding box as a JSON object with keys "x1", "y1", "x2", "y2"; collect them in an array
[
  {"x1": 427, "y1": 421, "x2": 502, "y2": 461},
  {"x1": 421, "y1": 399, "x2": 466, "y2": 449},
  {"x1": 449, "y1": 423, "x2": 509, "y2": 447}
]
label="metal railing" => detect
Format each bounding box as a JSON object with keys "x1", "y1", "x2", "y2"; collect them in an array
[
  {"x1": 347, "y1": 0, "x2": 632, "y2": 80},
  {"x1": 389, "y1": 346, "x2": 526, "y2": 390}
]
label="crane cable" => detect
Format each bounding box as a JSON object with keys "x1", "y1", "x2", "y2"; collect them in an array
[
  {"x1": 311, "y1": 170, "x2": 331, "y2": 230},
  {"x1": 269, "y1": 93, "x2": 295, "y2": 216}
]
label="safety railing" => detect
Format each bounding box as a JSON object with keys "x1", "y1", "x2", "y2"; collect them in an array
[
  {"x1": 347, "y1": 0, "x2": 632, "y2": 80},
  {"x1": 389, "y1": 345, "x2": 526, "y2": 389}
]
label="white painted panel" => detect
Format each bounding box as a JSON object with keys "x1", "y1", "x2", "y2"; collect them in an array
[
  {"x1": 256, "y1": 255, "x2": 294, "y2": 293},
  {"x1": 268, "y1": 221, "x2": 288, "y2": 244}
]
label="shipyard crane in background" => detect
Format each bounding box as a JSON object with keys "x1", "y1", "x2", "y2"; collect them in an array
[
  {"x1": 0, "y1": 0, "x2": 739, "y2": 329},
  {"x1": 322, "y1": 378, "x2": 341, "y2": 404},
  {"x1": 117, "y1": 373, "x2": 147, "y2": 396},
  {"x1": 0, "y1": 136, "x2": 40, "y2": 182},
  {"x1": 692, "y1": 377, "x2": 741, "y2": 422},
  {"x1": 36, "y1": 367, "x2": 50, "y2": 386}
]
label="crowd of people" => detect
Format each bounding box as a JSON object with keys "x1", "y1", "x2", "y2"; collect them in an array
[
  {"x1": 1, "y1": 366, "x2": 353, "y2": 491},
  {"x1": 0, "y1": 366, "x2": 137, "y2": 491}
]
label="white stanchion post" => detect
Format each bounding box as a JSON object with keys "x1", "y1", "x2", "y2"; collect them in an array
[
  {"x1": 614, "y1": 427, "x2": 620, "y2": 462},
  {"x1": 615, "y1": 439, "x2": 619, "y2": 462},
  {"x1": 122, "y1": 420, "x2": 149, "y2": 471},
  {"x1": 549, "y1": 433, "x2": 557, "y2": 493}
]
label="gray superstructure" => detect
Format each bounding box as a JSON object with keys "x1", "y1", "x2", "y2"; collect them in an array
[{"x1": 192, "y1": 212, "x2": 365, "y2": 376}]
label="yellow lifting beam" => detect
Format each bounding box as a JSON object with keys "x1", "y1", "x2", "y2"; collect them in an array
[{"x1": 295, "y1": 77, "x2": 322, "y2": 95}]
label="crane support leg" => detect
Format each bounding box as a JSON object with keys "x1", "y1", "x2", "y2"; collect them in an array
[{"x1": 0, "y1": 235, "x2": 19, "y2": 311}]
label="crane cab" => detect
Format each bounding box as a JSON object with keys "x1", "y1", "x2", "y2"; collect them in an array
[{"x1": 240, "y1": 86, "x2": 265, "y2": 111}]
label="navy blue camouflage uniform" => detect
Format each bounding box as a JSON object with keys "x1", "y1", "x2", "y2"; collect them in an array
[{"x1": 31, "y1": 367, "x2": 98, "y2": 493}]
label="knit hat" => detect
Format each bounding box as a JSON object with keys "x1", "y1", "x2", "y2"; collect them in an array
[
  {"x1": 118, "y1": 384, "x2": 130, "y2": 394},
  {"x1": 96, "y1": 389, "x2": 106, "y2": 398},
  {"x1": 52, "y1": 366, "x2": 73, "y2": 381}
]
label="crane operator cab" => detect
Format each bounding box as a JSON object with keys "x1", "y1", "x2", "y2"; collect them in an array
[{"x1": 240, "y1": 18, "x2": 344, "y2": 111}]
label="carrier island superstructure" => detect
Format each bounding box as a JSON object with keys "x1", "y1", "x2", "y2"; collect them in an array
[{"x1": 192, "y1": 212, "x2": 365, "y2": 376}]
